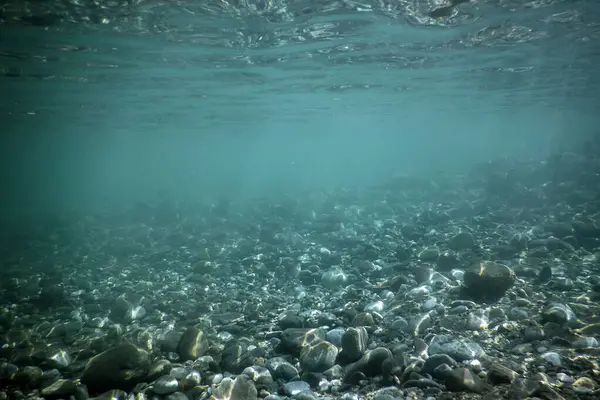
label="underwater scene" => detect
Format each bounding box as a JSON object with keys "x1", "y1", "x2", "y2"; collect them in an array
[{"x1": 1, "y1": 0, "x2": 600, "y2": 399}]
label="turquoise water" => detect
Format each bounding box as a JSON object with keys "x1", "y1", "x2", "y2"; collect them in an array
[{"x1": 1, "y1": 0, "x2": 598, "y2": 215}]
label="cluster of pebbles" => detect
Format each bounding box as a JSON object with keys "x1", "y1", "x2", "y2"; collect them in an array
[{"x1": 2, "y1": 136, "x2": 600, "y2": 400}]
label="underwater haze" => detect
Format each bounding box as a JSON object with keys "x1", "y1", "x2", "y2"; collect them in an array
[
  {"x1": 3, "y1": 2, "x2": 600, "y2": 399},
  {"x1": 1, "y1": 0, "x2": 599, "y2": 217}
]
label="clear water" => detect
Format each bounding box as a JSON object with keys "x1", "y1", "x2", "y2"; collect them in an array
[{"x1": 0, "y1": 0, "x2": 599, "y2": 215}]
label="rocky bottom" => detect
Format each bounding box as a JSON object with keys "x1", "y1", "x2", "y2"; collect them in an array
[{"x1": 2, "y1": 138, "x2": 600, "y2": 400}]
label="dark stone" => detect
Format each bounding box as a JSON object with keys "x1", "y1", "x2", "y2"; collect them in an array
[
  {"x1": 344, "y1": 347, "x2": 392, "y2": 381},
  {"x1": 487, "y1": 362, "x2": 518, "y2": 384},
  {"x1": 462, "y1": 261, "x2": 515, "y2": 302},
  {"x1": 80, "y1": 343, "x2": 150, "y2": 394},
  {"x1": 423, "y1": 354, "x2": 458, "y2": 374},
  {"x1": 436, "y1": 251, "x2": 461, "y2": 271},
  {"x1": 444, "y1": 368, "x2": 485, "y2": 393}
]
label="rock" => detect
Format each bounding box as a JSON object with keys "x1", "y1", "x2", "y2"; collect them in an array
[
  {"x1": 402, "y1": 378, "x2": 443, "y2": 390},
  {"x1": 14, "y1": 366, "x2": 43, "y2": 388},
  {"x1": 283, "y1": 381, "x2": 310, "y2": 396},
  {"x1": 165, "y1": 393, "x2": 188, "y2": 400},
  {"x1": 401, "y1": 224, "x2": 422, "y2": 240},
  {"x1": 436, "y1": 251, "x2": 461, "y2": 271},
  {"x1": 80, "y1": 343, "x2": 150, "y2": 394},
  {"x1": 536, "y1": 381, "x2": 565, "y2": 400},
  {"x1": 412, "y1": 268, "x2": 433, "y2": 285},
  {"x1": 466, "y1": 311, "x2": 489, "y2": 330},
  {"x1": 428, "y1": 334, "x2": 484, "y2": 361},
  {"x1": 40, "y1": 368, "x2": 60, "y2": 385},
  {"x1": 487, "y1": 362, "x2": 518, "y2": 384},
  {"x1": 38, "y1": 284, "x2": 68, "y2": 308},
  {"x1": 423, "y1": 353, "x2": 458, "y2": 375},
  {"x1": 41, "y1": 379, "x2": 79, "y2": 397},
  {"x1": 409, "y1": 313, "x2": 432, "y2": 336},
  {"x1": 573, "y1": 220, "x2": 600, "y2": 239},
  {"x1": 572, "y1": 377, "x2": 595, "y2": 394},
  {"x1": 491, "y1": 243, "x2": 519, "y2": 259},
  {"x1": 509, "y1": 377, "x2": 547, "y2": 399},
  {"x1": 318, "y1": 311, "x2": 337, "y2": 325},
  {"x1": 395, "y1": 247, "x2": 411, "y2": 261},
  {"x1": 514, "y1": 342, "x2": 536, "y2": 354},
  {"x1": 546, "y1": 236, "x2": 575, "y2": 252},
  {"x1": 352, "y1": 312, "x2": 375, "y2": 327},
  {"x1": 147, "y1": 359, "x2": 172, "y2": 381},
  {"x1": 388, "y1": 317, "x2": 409, "y2": 335},
  {"x1": 540, "y1": 352, "x2": 562, "y2": 367},
  {"x1": 110, "y1": 296, "x2": 132, "y2": 321},
  {"x1": 575, "y1": 322, "x2": 600, "y2": 336},
  {"x1": 158, "y1": 330, "x2": 182, "y2": 353},
  {"x1": 94, "y1": 389, "x2": 127, "y2": 400},
  {"x1": 538, "y1": 265, "x2": 552, "y2": 282},
  {"x1": 278, "y1": 311, "x2": 304, "y2": 330},
  {"x1": 341, "y1": 327, "x2": 368, "y2": 362},
  {"x1": 265, "y1": 357, "x2": 298, "y2": 381},
  {"x1": 178, "y1": 326, "x2": 209, "y2": 361},
  {"x1": 541, "y1": 303, "x2": 576, "y2": 325},
  {"x1": 150, "y1": 375, "x2": 179, "y2": 394},
  {"x1": 418, "y1": 247, "x2": 440, "y2": 261},
  {"x1": 323, "y1": 364, "x2": 344, "y2": 380},
  {"x1": 510, "y1": 375, "x2": 565, "y2": 400},
  {"x1": 448, "y1": 232, "x2": 475, "y2": 250},
  {"x1": 299, "y1": 341, "x2": 338, "y2": 373},
  {"x1": 344, "y1": 347, "x2": 392, "y2": 381},
  {"x1": 241, "y1": 366, "x2": 274, "y2": 390},
  {"x1": 444, "y1": 368, "x2": 485, "y2": 393},
  {"x1": 432, "y1": 363, "x2": 454, "y2": 381},
  {"x1": 280, "y1": 328, "x2": 326, "y2": 354},
  {"x1": 181, "y1": 369, "x2": 202, "y2": 390},
  {"x1": 462, "y1": 261, "x2": 515, "y2": 301},
  {"x1": 523, "y1": 326, "x2": 545, "y2": 342},
  {"x1": 572, "y1": 337, "x2": 599, "y2": 349},
  {"x1": 222, "y1": 341, "x2": 261, "y2": 374},
  {"x1": 509, "y1": 307, "x2": 529, "y2": 321},
  {"x1": 543, "y1": 222, "x2": 573, "y2": 238},
  {"x1": 509, "y1": 233, "x2": 528, "y2": 250},
  {"x1": 39, "y1": 346, "x2": 72, "y2": 370},
  {"x1": 325, "y1": 327, "x2": 345, "y2": 348},
  {"x1": 380, "y1": 350, "x2": 406, "y2": 379},
  {"x1": 422, "y1": 297, "x2": 437, "y2": 312},
  {"x1": 373, "y1": 387, "x2": 403, "y2": 400},
  {"x1": 321, "y1": 266, "x2": 348, "y2": 289},
  {"x1": 211, "y1": 375, "x2": 257, "y2": 400}
]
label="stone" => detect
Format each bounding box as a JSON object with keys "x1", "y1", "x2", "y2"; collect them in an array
[
  {"x1": 81, "y1": 343, "x2": 150, "y2": 394},
  {"x1": 444, "y1": 368, "x2": 485, "y2": 393},
  {"x1": 462, "y1": 261, "x2": 515, "y2": 301},
  {"x1": 448, "y1": 232, "x2": 475, "y2": 250}
]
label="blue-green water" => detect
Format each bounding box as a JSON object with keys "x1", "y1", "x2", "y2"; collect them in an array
[{"x1": 0, "y1": 0, "x2": 598, "y2": 216}]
